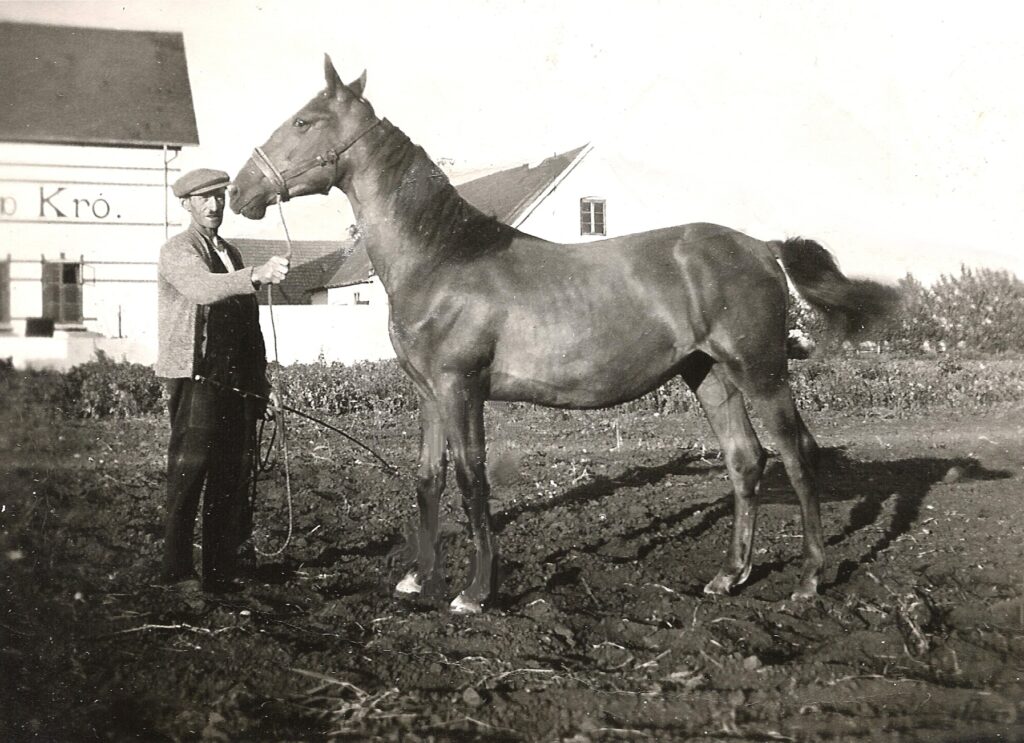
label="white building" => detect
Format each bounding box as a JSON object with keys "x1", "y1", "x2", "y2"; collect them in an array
[
  {"x1": 0, "y1": 22, "x2": 197, "y2": 369},
  {"x1": 0, "y1": 22, "x2": 353, "y2": 371}
]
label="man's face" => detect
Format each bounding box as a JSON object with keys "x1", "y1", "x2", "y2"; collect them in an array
[{"x1": 183, "y1": 190, "x2": 226, "y2": 231}]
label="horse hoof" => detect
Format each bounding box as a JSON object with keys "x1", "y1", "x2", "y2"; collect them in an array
[
  {"x1": 395, "y1": 572, "x2": 423, "y2": 595},
  {"x1": 450, "y1": 594, "x2": 483, "y2": 614},
  {"x1": 703, "y1": 573, "x2": 735, "y2": 596},
  {"x1": 790, "y1": 578, "x2": 819, "y2": 601}
]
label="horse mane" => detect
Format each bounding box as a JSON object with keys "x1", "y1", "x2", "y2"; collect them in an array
[{"x1": 368, "y1": 121, "x2": 513, "y2": 258}]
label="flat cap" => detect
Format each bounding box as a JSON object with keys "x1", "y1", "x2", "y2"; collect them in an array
[{"x1": 173, "y1": 168, "x2": 230, "y2": 198}]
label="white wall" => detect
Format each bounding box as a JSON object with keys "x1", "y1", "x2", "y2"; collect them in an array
[
  {"x1": 0, "y1": 332, "x2": 155, "y2": 371},
  {"x1": 258, "y1": 303, "x2": 395, "y2": 366},
  {"x1": 1, "y1": 302, "x2": 395, "y2": 370},
  {"x1": 516, "y1": 150, "x2": 660, "y2": 242},
  {"x1": 322, "y1": 278, "x2": 390, "y2": 307}
]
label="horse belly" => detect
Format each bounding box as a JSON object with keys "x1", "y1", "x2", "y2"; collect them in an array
[{"x1": 489, "y1": 322, "x2": 686, "y2": 409}]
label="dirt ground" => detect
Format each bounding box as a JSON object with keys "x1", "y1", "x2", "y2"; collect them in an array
[{"x1": 2, "y1": 398, "x2": 1023, "y2": 742}]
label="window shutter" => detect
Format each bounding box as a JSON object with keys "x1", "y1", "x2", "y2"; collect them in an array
[
  {"x1": 41, "y1": 262, "x2": 61, "y2": 320},
  {"x1": 63, "y1": 265, "x2": 83, "y2": 323},
  {"x1": 0, "y1": 261, "x2": 9, "y2": 323},
  {"x1": 41, "y1": 262, "x2": 83, "y2": 323}
]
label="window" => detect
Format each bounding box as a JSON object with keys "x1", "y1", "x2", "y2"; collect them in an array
[
  {"x1": 580, "y1": 198, "x2": 606, "y2": 236},
  {"x1": 0, "y1": 260, "x2": 9, "y2": 325},
  {"x1": 41, "y1": 261, "x2": 83, "y2": 324},
  {"x1": 353, "y1": 291, "x2": 369, "y2": 305}
]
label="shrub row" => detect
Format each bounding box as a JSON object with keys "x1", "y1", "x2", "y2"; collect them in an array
[
  {"x1": 617, "y1": 355, "x2": 1024, "y2": 417},
  {"x1": 790, "y1": 355, "x2": 1023, "y2": 413},
  {"x1": 3, "y1": 354, "x2": 1022, "y2": 421}
]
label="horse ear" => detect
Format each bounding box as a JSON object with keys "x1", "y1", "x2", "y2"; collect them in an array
[
  {"x1": 324, "y1": 53, "x2": 343, "y2": 97},
  {"x1": 348, "y1": 70, "x2": 368, "y2": 98}
]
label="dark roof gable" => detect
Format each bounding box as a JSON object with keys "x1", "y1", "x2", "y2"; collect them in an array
[
  {"x1": 231, "y1": 238, "x2": 352, "y2": 305},
  {"x1": 0, "y1": 22, "x2": 199, "y2": 148},
  {"x1": 457, "y1": 145, "x2": 588, "y2": 224},
  {"x1": 321, "y1": 240, "x2": 374, "y2": 290}
]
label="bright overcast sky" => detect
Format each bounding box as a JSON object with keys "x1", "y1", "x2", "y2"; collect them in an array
[{"x1": 3, "y1": 0, "x2": 1022, "y2": 282}]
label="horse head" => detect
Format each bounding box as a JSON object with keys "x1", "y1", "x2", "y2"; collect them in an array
[{"x1": 230, "y1": 55, "x2": 374, "y2": 220}]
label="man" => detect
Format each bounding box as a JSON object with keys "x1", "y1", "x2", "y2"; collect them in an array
[{"x1": 156, "y1": 168, "x2": 289, "y2": 592}]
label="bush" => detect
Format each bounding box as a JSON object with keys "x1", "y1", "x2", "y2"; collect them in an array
[
  {"x1": 64, "y1": 353, "x2": 165, "y2": 418},
  {"x1": 275, "y1": 358, "x2": 418, "y2": 421},
  {"x1": 0, "y1": 364, "x2": 72, "y2": 413},
  {"x1": 0, "y1": 353, "x2": 164, "y2": 418},
  {"x1": 926, "y1": 267, "x2": 1024, "y2": 353}
]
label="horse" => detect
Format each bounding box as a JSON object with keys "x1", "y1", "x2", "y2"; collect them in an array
[{"x1": 231, "y1": 55, "x2": 898, "y2": 614}]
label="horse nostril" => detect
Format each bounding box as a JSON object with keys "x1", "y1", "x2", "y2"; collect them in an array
[{"x1": 227, "y1": 183, "x2": 239, "y2": 198}]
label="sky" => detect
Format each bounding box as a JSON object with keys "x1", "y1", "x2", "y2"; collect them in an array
[{"x1": 2, "y1": 0, "x2": 1022, "y2": 283}]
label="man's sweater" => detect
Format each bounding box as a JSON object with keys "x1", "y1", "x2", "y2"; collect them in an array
[{"x1": 155, "y1": 223, "x2": 259, "y2": 379}]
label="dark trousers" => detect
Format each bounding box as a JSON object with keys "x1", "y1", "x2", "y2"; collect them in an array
[{"x1": 162, "y1": 378, "x2": 259, "y2": 584}]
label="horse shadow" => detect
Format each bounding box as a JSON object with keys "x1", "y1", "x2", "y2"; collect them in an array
[
  {"x1": 489, "y1": 445, "x2": 1013, "y2": 596},
  {"x1": 492, "y1": 452, "x2": 716, "y2": 532},
  {"x1": 756, "y1": 446, "x2": 1013, "y2": 589}
]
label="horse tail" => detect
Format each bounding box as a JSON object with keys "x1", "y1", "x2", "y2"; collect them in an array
[{"x1": 768, "y1": 237, "x2": 900, "y2": 337}]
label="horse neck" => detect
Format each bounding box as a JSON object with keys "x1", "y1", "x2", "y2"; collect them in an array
[{"x1": 342, "y1": 120, "x2": 504, "y2": 293}]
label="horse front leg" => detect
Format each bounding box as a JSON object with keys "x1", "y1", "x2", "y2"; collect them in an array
[
  {"x1": 395, "y1": 397, "x2": 448, "y2": 598},
  {"x1": 437, "y1": 374, "x2": 497, "y2": 614}
]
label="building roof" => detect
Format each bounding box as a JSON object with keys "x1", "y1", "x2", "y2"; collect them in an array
[
  {"x1": 320, "y1": 145, "x2": 588, "y2": 290},
  {"x1": 0, "y1": 22, "x2": 199, "y2": 148},
  {"x1": 456, "y1": 145, "x2": 589, "y2": 224},
  {"x1": 232, "y1": 238, "x2": 352, "y2": 305},
  {"x1": 320, "y1": 240, "x2": 374, "y2": 290}
]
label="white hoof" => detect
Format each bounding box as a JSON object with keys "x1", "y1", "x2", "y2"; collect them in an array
[
  {"x1": 703, "y1": 572, "x2": 735, "y2": 596},
  {"x1": 790, "y1": 577, "x2": 819, "y2": 601},
  {"x1": 449, "y1": 594, "x2": 483, "y2": 614},
  {"x1": 395, "y1": 572, "x2": 423, "y2": 595}
]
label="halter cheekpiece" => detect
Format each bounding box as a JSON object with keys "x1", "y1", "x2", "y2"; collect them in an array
[{"x1": 250, "y1": 119, "x2": 384, "y2": 202}]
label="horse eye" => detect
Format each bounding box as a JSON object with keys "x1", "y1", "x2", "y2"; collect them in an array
[{"x1": 293, "y1": 118, "x2": 308, "y2": 128}]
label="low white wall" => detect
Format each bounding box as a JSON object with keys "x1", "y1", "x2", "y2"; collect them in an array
[
  {"x1": 1, "y1": 306, "x2": 394, "y2": 370},
  {"x1": 258, "y1": 304, "x2": 395, "y2": 366},
  {"x1": 0, "y1": 333, "x2": 156, "y2": 370}
]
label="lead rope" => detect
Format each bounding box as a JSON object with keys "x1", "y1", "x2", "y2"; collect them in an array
[{"x1": 255, "y1": 200, "x2": 295, "y2": 557}]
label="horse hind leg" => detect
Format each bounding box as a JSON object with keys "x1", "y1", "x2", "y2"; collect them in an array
[
  {"x1": 736, "y1": 370, "x2": 824, "y2": 600},
  {"x1": 685, "y1": 363, "x2": 767, "y2": 595}
]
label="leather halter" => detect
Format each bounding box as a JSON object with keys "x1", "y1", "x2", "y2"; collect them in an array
[{"x1": 249, "y1": 119, "x2": 383, "y2": 202}]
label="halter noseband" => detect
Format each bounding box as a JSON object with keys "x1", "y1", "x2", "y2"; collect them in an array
[{"x1": 250, "y1": 119, "x2": 383, "y2": 203}]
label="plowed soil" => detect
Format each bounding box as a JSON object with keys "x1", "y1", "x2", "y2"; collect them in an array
[{"x1": 3, "y1": 400, "x2": 1023, "y2": 741}]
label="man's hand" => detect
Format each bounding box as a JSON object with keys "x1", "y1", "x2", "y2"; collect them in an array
[
  {"x1": 252, "y1": 255, "x2": 290, "y2": 287},
  {"x1": 263, "y1": 390, "x2": 281, "y2": 420}
]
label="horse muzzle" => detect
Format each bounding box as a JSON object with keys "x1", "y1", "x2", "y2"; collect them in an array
[{"x1": 250, "y1": 147, "x2": 292, "y2": 203}]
